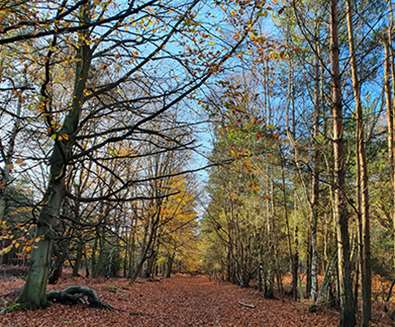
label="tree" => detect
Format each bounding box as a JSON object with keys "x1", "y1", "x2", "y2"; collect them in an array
[
  {"x1": 4, "y1": 0, "x2": 261, "y2": 308},
  {"x1": 329, "y1": 0, "x2": 355, "y2": 324},
  {"x1": 345, "y1": 0, "x2": 371, "y2": 324}
]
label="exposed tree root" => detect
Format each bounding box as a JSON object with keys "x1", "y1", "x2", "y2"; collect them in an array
[{"x1": 47, "y1": 286, "x2": 113, "y2": 310}]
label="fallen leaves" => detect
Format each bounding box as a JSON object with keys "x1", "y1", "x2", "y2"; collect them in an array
[{"x1": 0, "y1": 275, "x2": 391, "y2": 327}]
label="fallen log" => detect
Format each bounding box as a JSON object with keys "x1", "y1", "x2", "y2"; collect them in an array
[{"x1": 47, "y1": 286, "x2": 113, "y2": 310}]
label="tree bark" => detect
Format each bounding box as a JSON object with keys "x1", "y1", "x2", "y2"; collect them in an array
[
  {"x1": 17, "y1": 3, "x2": 91, "y2": 308},
  {"x1": 329, "y1": 0, "x2": 355, "y2": 325},
  {"x1": 280, "y1": 147, "x2": 298, "y2": 300},
  {"x1": 165, "y1": 253, "x2": 175, "y2": 278},
  {"x1": 72, "y1": 241, "x2": 84, "y2": 277},
  {"x1": 345, "y1": 0, "x2": 371, "y2": 324},
  {"x1": 310, "y1": 38, "x2": 321, "y2": 302},
  {"x1": 386, "y1": 0, "x2": 395, "y2": 280}
]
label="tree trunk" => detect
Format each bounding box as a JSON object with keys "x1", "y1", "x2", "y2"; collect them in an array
[
  {"x1": 165, "y1": 253, "x2": 175, "y2": 278},
  {"x1": 329, "y1": 0, "x2": 355, "y2": 325},
  {"x1": 310, "y1": 42, "x2": 321, "y2": 302},
  {"x1": 48, "y1": 241, "x2": 68, "y2": 285},
  {"x1": 384, "y1": 1, "x2": 395, "y2": 278},
  {"x1": 17, "y1": 4, "x2": 91, "y2": 307},
  {"x1": 293, "y1": 227, "x2": 299, "y2": 301},
  {"x1": 384, "y1": 35, "x2": 395, "y2": 278},
  {"x1": 345, "y1": 0, "x2": 371, "y2": 324},
  {"x1": 91, "y1": 233, "x2": 98, "y2": 278},
  {"x1": 306, "y1": 234, "x2": 312, "y2": 298},
  {"x1": 280, "y1": 148, "x2": 298, "y2": 300},
  {"x1": 0, "y1": 93, "x2": 23, "y2": 265},
  {"x1": 72, "y1": 241, "x2": 84, "y2": 277},
  {"x1": 18, "y1": 173, "x2": 65, "y2": 308}
]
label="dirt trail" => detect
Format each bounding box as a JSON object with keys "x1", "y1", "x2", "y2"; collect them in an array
[{"x1": 0, "y1": 275, "x2": 381, "y2": 326}]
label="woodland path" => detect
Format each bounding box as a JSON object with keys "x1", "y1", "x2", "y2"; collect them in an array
[{"x1": 0, "y1": 275, "x2": 347, "y2": 327}]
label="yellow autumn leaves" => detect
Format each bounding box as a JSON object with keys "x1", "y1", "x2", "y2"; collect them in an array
[{"x1": 0, "y1": 219, "x2": 42, "y2": 256}]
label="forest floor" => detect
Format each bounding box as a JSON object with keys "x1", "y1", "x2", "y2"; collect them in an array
[{"x1": 0, "y1": 274, "x2": 392, "y2": 327}]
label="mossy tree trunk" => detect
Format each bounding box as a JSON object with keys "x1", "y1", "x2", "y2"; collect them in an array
[
  {"x1": 18, "y1": 175, "x2": 65, "y2": 308},
  {"x1": 17, "y1": 3, "x2": 91, "y2": 308}
]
